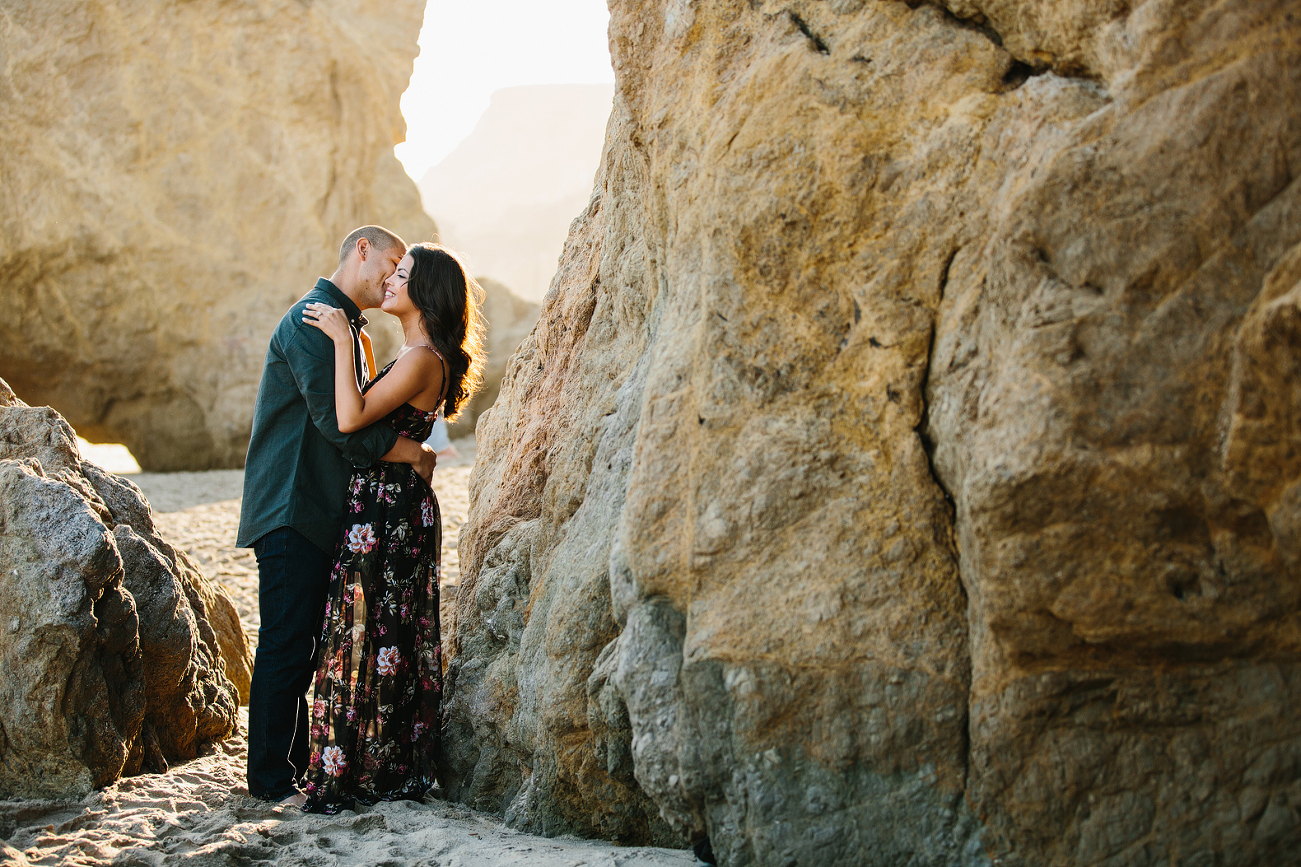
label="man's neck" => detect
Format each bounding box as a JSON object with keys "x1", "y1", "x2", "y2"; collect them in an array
[{"x1": 328, "y1": 269, "x2": 369, "y2": 310}]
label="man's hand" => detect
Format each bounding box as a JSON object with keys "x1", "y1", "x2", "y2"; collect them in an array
[
  {"x1": 411, "y1": 443, "x2": 437, "y2": 487},
  {"x1": 380, "y1": 436, "x2": 437, "y2": 486}
]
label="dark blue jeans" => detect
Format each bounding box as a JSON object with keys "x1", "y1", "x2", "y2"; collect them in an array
[{"x1": 246, "y1": 527, "x2": 332, "y2": 800}]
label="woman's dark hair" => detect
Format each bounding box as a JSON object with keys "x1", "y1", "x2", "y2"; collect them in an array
[{"x1": 405, "y1": 243, "x2": 486, "y2": 421}]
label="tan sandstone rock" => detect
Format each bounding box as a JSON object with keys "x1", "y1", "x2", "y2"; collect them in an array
[
  {"x1": 447, "y1": 1, "x2": 1301, "y2": 865},
  {"x1": 0, "y1": 381, "x2": 244, "y2": 797},
  {"x1": 0, "y1": 0, "x2": 435, "y2": 470}
]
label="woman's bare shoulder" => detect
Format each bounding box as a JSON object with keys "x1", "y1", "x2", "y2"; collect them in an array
[{"x1": 390, "y1": 345, "x2": 446, "y2": 385}]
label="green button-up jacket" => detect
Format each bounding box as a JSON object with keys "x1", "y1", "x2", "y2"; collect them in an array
[{"x1": 236, "y1": 278, "x2": 398, "y2": 553}]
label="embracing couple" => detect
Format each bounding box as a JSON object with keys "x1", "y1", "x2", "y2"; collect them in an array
[{"x1": 236, "y1": 226, "x2": 484, "y2": 813}]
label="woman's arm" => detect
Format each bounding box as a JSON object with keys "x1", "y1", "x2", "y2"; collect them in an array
[
  {"x1": 284, "y1": 312, "x2": 398, "y2": 466},
  {"x1": 302, "y1": 302, "x2": 367, "y2": 431},
  {"x1": 303, "y1": 302, "x2": 444, "y2": 433}
]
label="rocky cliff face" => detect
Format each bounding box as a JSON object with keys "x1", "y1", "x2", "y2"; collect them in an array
[
  {"x1": 0, "y1": 378, "x2": 246, "y2": 798},
  {"x1": 446, "y1": 1, "x2": 1301, "y2": 864},
  {"x1": 0, "y1": 0, "x2": 434, "y2": 470}
]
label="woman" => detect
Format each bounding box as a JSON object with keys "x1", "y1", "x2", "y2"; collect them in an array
[{"x1": 297, "y1": 243, "x2": 485, "y2": 813}]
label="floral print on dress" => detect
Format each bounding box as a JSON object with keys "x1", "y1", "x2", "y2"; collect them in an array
[
  {"x1": 376, "y1": 646, "x2": 400, "y2": 676},
  {"x1": 321, "y1": 746, "x2": 347, "y2": 777},
  {"x1": 301, "y1": 361, "x2": 444, "y2": 814},
  {"x1": 346, "y1": 523, "x2": 377, "y2": 554}
]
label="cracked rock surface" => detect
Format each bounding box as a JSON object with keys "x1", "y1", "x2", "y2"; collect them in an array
[
  {"x1": 446, "y1": 1, "x2": 1301, "y2": 865},
  {"x1": 0, "y1": 381, "x2": 245, "y2": 799}
]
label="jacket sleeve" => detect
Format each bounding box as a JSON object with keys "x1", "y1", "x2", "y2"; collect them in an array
[{"x1": 284, "y1": 314, "x2": 400, "y2": 467}]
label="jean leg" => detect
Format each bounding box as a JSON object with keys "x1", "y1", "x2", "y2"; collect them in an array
[{"x1": 246, "y1": 527, "x2": 332, "y2": 800}]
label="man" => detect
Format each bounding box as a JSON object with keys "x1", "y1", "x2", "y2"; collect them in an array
[{"x1": 237, "y1": 225, "x2": 437, "y2": 806}]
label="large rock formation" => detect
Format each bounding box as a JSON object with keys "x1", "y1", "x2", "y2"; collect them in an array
[
  {"x1": 446, "y1": 1, "x2": 1301, "y2": 865},
  {"x1": 419, "y1": 84, "x2": 614, "y2": 303},
  {"x1": 447, "y1": 277, "x2": 540, "y2": 440},
  {"x1": 0, "y1": 380, "x2": 246, "y2": 798},
  {"x1": 0, "y1": 0, "x2": 435, "y2": 470}
]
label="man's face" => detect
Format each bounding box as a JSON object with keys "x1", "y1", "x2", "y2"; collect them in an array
[{"x1": 356, "y1": 241, "x2": 405, "y2": 309}]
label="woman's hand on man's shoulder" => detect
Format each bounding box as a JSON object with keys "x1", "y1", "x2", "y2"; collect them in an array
[{"x1": 302, "y1": 302, "x2": 353, "y2": 344}]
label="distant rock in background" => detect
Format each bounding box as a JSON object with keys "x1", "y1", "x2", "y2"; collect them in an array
[
  {"x1": 448, "y1": 277, "x2": 540, "y2": 440},
  {"x1": 0, "y1": 377, "x2": 247, "y2": 799},
  {"x1": 418, "y1": 84, "x2": 614, "y2": 303},
  {"x1": 0, "y1": 0, "x2": 434, "y2": 471}
]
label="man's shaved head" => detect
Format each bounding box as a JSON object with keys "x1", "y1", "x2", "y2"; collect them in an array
[{"x1": 338, "y1": 225, "x2": 406, "y2": 265}]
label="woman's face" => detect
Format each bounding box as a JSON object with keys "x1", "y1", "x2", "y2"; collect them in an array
[{"x1": 380, "y1": 253, "x2": 416, "y2": 315}]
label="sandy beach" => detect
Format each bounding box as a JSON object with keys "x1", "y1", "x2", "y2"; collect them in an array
[
  {"x1": 0, "y1": 705, "x2": 694, "y2": 867},
  {"x1": 0, "y1": 441, "x2": 695, "y2": 867}
]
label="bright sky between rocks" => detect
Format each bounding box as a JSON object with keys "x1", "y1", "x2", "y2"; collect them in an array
[{"x1": 396, "y1": 0, "x2": 615, "y2": 181}]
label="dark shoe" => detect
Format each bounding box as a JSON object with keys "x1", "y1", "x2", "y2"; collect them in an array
[{"x1": 253, "y1": 786, "x2": 303, "y2": 810}]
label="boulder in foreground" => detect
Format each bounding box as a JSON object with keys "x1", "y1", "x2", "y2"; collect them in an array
[{"x1": 0, "y1": 380, "x2": 246, "y2": 798}]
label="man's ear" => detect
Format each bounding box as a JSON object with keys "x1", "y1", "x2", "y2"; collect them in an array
[{"x1": 356, "y1": 237, "x2": 371, "y2": 261}]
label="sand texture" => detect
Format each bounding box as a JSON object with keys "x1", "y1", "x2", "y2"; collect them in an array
[{"x1": 0, "y1": 710, "x2": 694, "y2": 867}]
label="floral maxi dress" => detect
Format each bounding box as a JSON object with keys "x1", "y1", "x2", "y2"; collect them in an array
[{"x1": 302, "y1": 362, "x2": 443, "y2": 813}]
